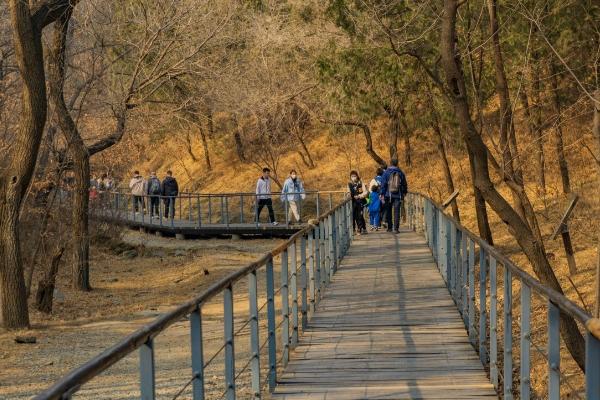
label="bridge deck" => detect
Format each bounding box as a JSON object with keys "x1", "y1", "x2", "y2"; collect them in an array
[{"x1": 273, "y1": 228, "x2": 497, "y2": 399}]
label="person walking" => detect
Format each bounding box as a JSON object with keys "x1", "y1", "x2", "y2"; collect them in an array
[
  {"x1": 368, "y1": 183, "x2": 382, "y2": 230},
  {"x1": 129, "y1": 170, "x2": 146, "y2": 214},
  {"x1": 147, "y1": 172, "x2": 162, "y2": 219},
  {"x1": 280, "y1": 169, "x2": 306, "y2": 223},
  {"x1": 369, "y1": 167, "x2": 386, "y2": 228},
  {"x1": 256, "y1": 168, "x2": 278, "y2": 225},
  {"x1": 161, "y1": 170, "x2": 179, "y2": 219},
  {"x1": 348, "y1": 170, "x2": 368, "y2": 235},
  {"x1": 380, "y1": 158, "x2": 408, "y2": 233}
]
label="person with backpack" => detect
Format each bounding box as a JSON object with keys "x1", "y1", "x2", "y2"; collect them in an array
[
  {"x1": 147, "y1": 172, "x2": 162, "y2": 218},
  {"x1": 129, "y1": 170, "x2": 146, "y2": 214},
  {"x1": 380, "y1": 158, "x2": 408, "y2": 233},
  {"x1": 280, "y1": 169, "x2": 306, "y2": 223},
  {"x1": 161, "y1": 170, "x2": 179, "y2": 219},
  {"x1": 256, "y1": 167, "x2": 278, "y2": 225},
  {"x1": 348, "y1": 170, "x2": 368, "y2": 235},
  {"x1": 368, "y1": 184, "x2": 382, "y2": 230}
]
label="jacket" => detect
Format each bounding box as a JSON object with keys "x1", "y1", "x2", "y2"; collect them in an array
[
  {"x1": 256, "y1": 177, "x2": 272, "y2": 200},
  {"x1": 348, "y1": 180, "x2": 368, "y2": 204},
  {"x1": 281, "y1": 177, "x2": 306, "y2": 202},
  {"x1": 368, "y1": 175, "x2": 383, "y2": 193},
  {"x1": 368, "y1": 191, "x2": 381, "y2": 213},
  {"x1": 147, "y1": 177, "x2": 162, "y2": 195},
  {"x1": 162, "y1": 176, "x2": 179, "y2": 197},
  {"x1": 129, "y1": 175, "x2": 146, "y2": 196},
  {"x1": 380, "y1": 166, "x2": 408, "y2": 199}
]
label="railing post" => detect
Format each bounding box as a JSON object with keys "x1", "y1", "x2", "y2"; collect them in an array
[
  {"x1": 208, "y1": 194, "x2": 212, "y2": 224},
  {"x1": 308, "y1": 228, "x2": 316, "y2": 314},
  {"x1": 489, "y1": 257, "x2": 498, "y2": 389},
  {"x1": 445, "y1": 218, "x2": 452, "y2": 287},
  {"x1": 290, "y1": 241, "x2": 299, "y2": 348},
  {"x1": 188, "y1": 195, "x2": 192, "y2": 222},
  {"x1": 300, "y1": 235, "x2": 308, "y2": 330},
  {"x1": 320, "y1": 222, "x2": 327, "y2": 288},
  {"x1": 314, "y1": 224, "x2": 321, "y2": 302},
  {"x1": 139, "y1": 339, "x2": 155, "y2": 400},
  {"x1": 330, "y1": 212, "x2": 337, "y2": 274},
  {"x1": 454, "y1": 228, "x2": 462, "y2": 305},
  {"x1": 248, "y1": 270, "x2": 260, "y2": 399},
  {"x1": 469, "y1": 239, "x2": 476, "y2": 346},
  {"x1": 224, "y1": 285, "x2": 235, "y2": 400},
  {"x1": 504, "y1": 268, "x2": 513, "y2": 400},
  {"x1": 316, "y1": 193, "x2": 320, "y2": 217},
  {"x1": 190, "y1": 307, "x2": 205, "y2": 400},
  {"x1": 520, "y1": 283, "x2": 531, "y2": 400},
  {"x1": 585, "y1": 332, "x2": 600, "y2": 399},
  {"x1": 461, "y1": 232, "x2": 468, "y2": 327},
  {"x1": 197, "y1": 195, "x2": 202, "y2": 228},
  {"x1": 548, "y1": 301, "x2": 560, "y2": 400},
  {"x1": 225, "y1": 196, "x2": 230, "y2": 228},
  {"x1": 266, "y1": 258, "x2": 277, "y2": 392},
  {"x1": 281, "y1": 249, "x2": 290, "y2": 366},
  {"x1": 240, "y1": 194, "x2": 244, "y2": 224},
  {"x1": 479, "y1": 247, "x2": 488, "y2": 366}
]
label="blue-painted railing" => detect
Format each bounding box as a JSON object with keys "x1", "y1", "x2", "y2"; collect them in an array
[
  {"x1": 34, "y1": 198, "x2": 353, "y2": 400},
  {"x1": 406, "y1": 193, "x2": 600, "y2": 399}
]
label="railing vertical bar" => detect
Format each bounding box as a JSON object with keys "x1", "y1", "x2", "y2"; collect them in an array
[
  {"x1": 139, "y1": 339, "x2": 155, "y2": 400},
  {"x1": 197, "y1": 195, "x2": 202, "y2": 228},
  {"x1": 224, "y1": 285, "x2": 235, "y2": 400},
  {"x1": 548, "y1": 301, "x2": 560, "y2": 400},
  {"x1": 300, "y1": 235, "x2": 308, "y2": 330},
  {"x1": 320, "y1": 222, "x2": 327, "y2": 289},
  {"x1": 585, "y1": 332, "x2": 600, "y2": 399},
  {"x1": 469, "y1": 238, "x2": 476, "y2": 345},
  {"x1": 188, "y1": 195, "x2": 192, "y2": 222},
  {"x1": 225, "y1": 196, "x2": 230, "y2": 228},
  {"x1": 266, "y1": 258, "x2": 277, "y2": 392},
  {"x1": 248, "y1": 271, "x2": 260, "y2": 399},
  {"x1": 315, "y1": 224, "x2": 321, "y2": 302},
  {"x1": 240, "y1": 194, "x2": 244, "y2": 224},
  {"x1": 330, "y1": 212, "x2": 337, "y2": 275},
  {"x1": 290, "y1": 241, "x2": 299, "y2": 348},
  {"x1": 190, "y1": 307, "x2": 205, "y2": 400},
  {"x1": 461, "y1": 232, "x2": 469, "y2": 327},
  {"x1": 489, "y1": 256, "x2": 498, "y2": 389},
  {"x1": 479, "y1": 247, "x2": 488, "y2": 366},
  {"x1": 281, "y1": 249, "x2": 290, "y2": 366},
  {"x1": 308, "y1": 228, "x2": 316, "y2": 314},
  {"x1": 455, "y1": 228, "x2": 462, "y2": 306},
  {"x1": 208, "y1": 195, "x2": 212, "y2": 224},
  {"x1": 520, "y1": 283, "x2": 531, "y2": 400},
  {"x1": 504, "y1": 267, "x2": 513, "y2": 400}
]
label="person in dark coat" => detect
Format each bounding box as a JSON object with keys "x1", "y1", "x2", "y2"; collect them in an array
[
  {"x1": 348, "y1": 170, "x2": 368, "y2": 235},
  {"x1": 161, "y1": 170, "x2": 179, "y2": 218},
  {"x1": 380, "y1": 158, "x2": 408, "y2": 233}
]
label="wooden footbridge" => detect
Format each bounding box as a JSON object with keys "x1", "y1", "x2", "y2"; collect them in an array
[{"x1": 35, "y1": 193, "x2": 600, "y2": 399}]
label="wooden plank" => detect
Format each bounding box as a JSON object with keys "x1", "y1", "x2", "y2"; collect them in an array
[{"x1": 272, "y1": 229, "x2": 498, "y2": 399}]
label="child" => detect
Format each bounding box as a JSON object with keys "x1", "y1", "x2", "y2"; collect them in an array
[{"x1": 368, "y1": 184, "x2": 381, "y2": 230}]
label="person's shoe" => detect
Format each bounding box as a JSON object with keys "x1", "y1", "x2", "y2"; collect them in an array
[
  {"x1": 362, "y1": 229, "x2": 368, "y2": 234},
  {"x1": 272, "y1": 221, "x2": 279, "y2": 226},
  {"x1": 386, "y1": 229, "x2": 393, "y2": 232},
  {"x1": 394, "y1": 230, "x2": 400, "y2": 234}
]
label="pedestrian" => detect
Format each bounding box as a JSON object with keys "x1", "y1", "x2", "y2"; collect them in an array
[
  {"x1": 368, "y1": 184, "x2": 382, "y2": 230},
  {"x1": 369, "y1": 166, "x2": 386, "y2": 228},
  {"x1": 281, "y1": 169, "x2": 306, "y2": 223},
  {"x1": 348, "y1": 170, "x2": 368, "y2": 235},
  {"x1": 256, "y1": 167, "x2": 278, "y2": 225},
  {"x1": 147, "y1": 172, "x2": 162, "y2": 218},
  {"x1": 161, "y1": 170, "x2": 179, "y2": 219},
  {"x1": 129, "y1": 170, "x2": 146, "y2": 214},
  {"x1": 380, "y1": 158, "x2": 408, "y2": 233}
]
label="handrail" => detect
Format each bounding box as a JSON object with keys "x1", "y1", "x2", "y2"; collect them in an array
[
  {"x1": 405, "y1": 192, "x2": 600, "y2": 399},
  {"x1": 34, "y1": 197, "x2": 354, "y2": 400}
]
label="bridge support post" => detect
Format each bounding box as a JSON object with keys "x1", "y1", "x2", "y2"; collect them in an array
[
  {"x1": 503, "y1": 268, "x2": 513, "y2": 400},
  {"x1": 248, "y1": 271, "x2": 261, "y2": 399},
  {"x1": 281, "y1": 250, "x2": 290, "y2": 366},
  {"x1": 308, "y1": 229, "x2": 316, "y2": 315},
  {"x1": 290, "y1": 242, "x2": 299, "y2": 349},
  {"x1": 461, "y1": 232, "x2": 469, "y2": 327},
  {"x1": 139, "y1": 338, "x2": 156, "y2": 400},
  {"x1": 585, "y1": 332, "x2": 600, "y2": 400},
  {"x1": 300, "y1": 236, "x2": 308, "y2": 330},
  {"x1": 468, "y1": 239, "x2": 476, "y2": 346},
  {"x1": 320, "y1": 222, "x2": 327, "y2": 289},
  {"x1": 190, "y1": 307, "x2": 205, "y2": 400},
  {"x1": 331, "y1": 213, "x2": 337, "y2": 275},
  {"x1": 224, "y1": 285, "x2": 236, "y2": 400},
  {"x1": 479, "y1": 248, "x2": 488, "y2": 366},
  {"x1": 489, "y1": 257, "x2": 498, "y2": 389},
  {"x1": 314, "y1": 225, "x2": 321, "y2": 303},
  {"x1": 266, "y1": 258, "x2": 277, "y2": 392},
  {"x1": 548, "y1": 301, "x2": 560, "y2": 400}
]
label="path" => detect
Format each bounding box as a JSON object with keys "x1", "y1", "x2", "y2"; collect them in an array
[{"x1": 272, "y1": 228, "x2": 498, "y2": 399}]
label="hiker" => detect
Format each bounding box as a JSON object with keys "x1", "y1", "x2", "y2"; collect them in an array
[
  {"x1": 368, "y1": 184, "x2": 382, "y2": 230},
  {"x1": 369, "y1": 167, "x2": 386, "y2": 228},
  {"x1": 129, "y1": 170, "x2": 146, "y2": 214},
  {"x1": 256, "y1": 167, "x2": 278, "y2": 225},
  {"x1": 99, "y1": 173, "x2": 114, "y2": 191},
  {"x1": 147, "y1": 172, "x2": 162, "y2": 218},
  {"x1": 380, "y1": 158, "x2": 408, "y2": 233},
  {"x1": 281, "y1": 169, "x2": 306, "y2": 223},
  {"x1": 162, "y1": 170, "x2": 179, "y2": 219},
  {"x1": 348, "y1": 170, "x2": 368, "y2": 235}
]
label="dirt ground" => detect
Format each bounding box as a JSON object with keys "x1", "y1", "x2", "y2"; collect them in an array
[{"x1": 0, "y1": 231, "x2": 282, "y2": 399}]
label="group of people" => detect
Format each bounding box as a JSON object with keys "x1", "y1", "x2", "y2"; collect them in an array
[
  {"x1": 256, "y1": 168, "x2": 306, "y2": 225},
  {"x1": 129, "y1": 170, "x2": 179, "y2": 218},
  {"x1": 348, "y1": 158, "x2": 408, "y2": 235}
]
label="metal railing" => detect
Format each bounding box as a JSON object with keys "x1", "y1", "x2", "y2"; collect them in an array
[
  {"x1": 405, "y1": 192, "x2": 600, "y2": 400},
  {"x1": 34, "y1": 198, "x2": 354, "y2": 400},
  {"x1": 90, "y1": 190, "x2": 347, "y2": 229}
]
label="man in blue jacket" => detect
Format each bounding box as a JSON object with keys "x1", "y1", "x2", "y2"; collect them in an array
[{"x1": 380, "y1": 158, "x2": 408, "y2": 233}]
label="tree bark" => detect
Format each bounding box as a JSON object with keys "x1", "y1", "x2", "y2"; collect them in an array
[
  {"x1": 384, "y1": 104, "x2": 400, "y2": 161},
  {"x1": 199, "y1": 123, "x2": 211, "y2": 170},
  {"x1": 399, "y1": 106, "x2": 412, "y2": 167},
  {"x1": 296, "y1": 134, "x2": 315, "y2": 168},
  {"x1": 321, "y1": 119, "x2": 387, "y2": 167},
  {"x1": 441, "y1": 0, "x2": 585, "y2": 370},
  {"x1": 593, "y1": 90, "x2": 600, "y2": 317},
  {"x1": 431, "y1": 116, "x2": 460, "y2": 222},
  {"x1": 529, "y1": 41, "x2": 547, "y2": 194},
  {"x1": 549, "y1": 62, "x2": 571, "y2": 194},
  {"x1": 35, "y1": 247, "x2": 65, "y2": 313}
]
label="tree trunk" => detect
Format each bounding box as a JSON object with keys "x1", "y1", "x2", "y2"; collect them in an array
[
  {"x1": 384, "y1": 104, "x2": 400, "y2": 161},
  {"x1": 469, "y1": 149, "x2": 494, "y2": 244},
  {"x1": 184, "y1": 132, "x2": 198, "y2": 162},
  {"x1": 486, "y1": 0, "x2": 527, "y2": 220},
  {"x1": 432, "y1": 121, "x2": 460, "y2": 222},
  {"x1": 322, "y1": 119, "x2": 387, "y2": 167},
  {"x1": 441, "y1": 0, "x2": 585, "y2": 371},
  {"x1": 35, "y1": 247, "x2": 65, "y2": 313},
  {"x1": 232, "y1": 115, "x2": 246, "y2": 162},
  {"x1": 549, "y1": 62, "x2": 571, "y2": 194},
  {"x1": 296, "y1": 134, "x2": 315, "y2": 168},
  {"x1": 529, "y1": 42, "x2": 547, "y2": 194},
  {"x1": 593, "y1": 90, "x2": 600, "y2": 317},
  {"x1": 399, "y1": 106, "x2": 412, "y2": 167},
  {"x1": 199, "y1": 124, "x2": 211, "y2": 170}
]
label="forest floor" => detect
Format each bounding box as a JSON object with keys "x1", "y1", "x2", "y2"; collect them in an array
[{"x1": 0, "y1": 231, "x2": 282, "y2": 399}]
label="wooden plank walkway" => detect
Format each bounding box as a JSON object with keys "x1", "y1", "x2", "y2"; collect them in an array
[{"x1": 272, "y1": 228, "x2": 497, "y2": 399}]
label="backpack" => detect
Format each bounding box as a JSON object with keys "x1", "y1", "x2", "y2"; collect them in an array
[
  {"x1": 388, "y1": 171, "x2": 401, "y2": 194},
  {"x1": 149, "y1": 178, "x2": 161, "y2": 195}
]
